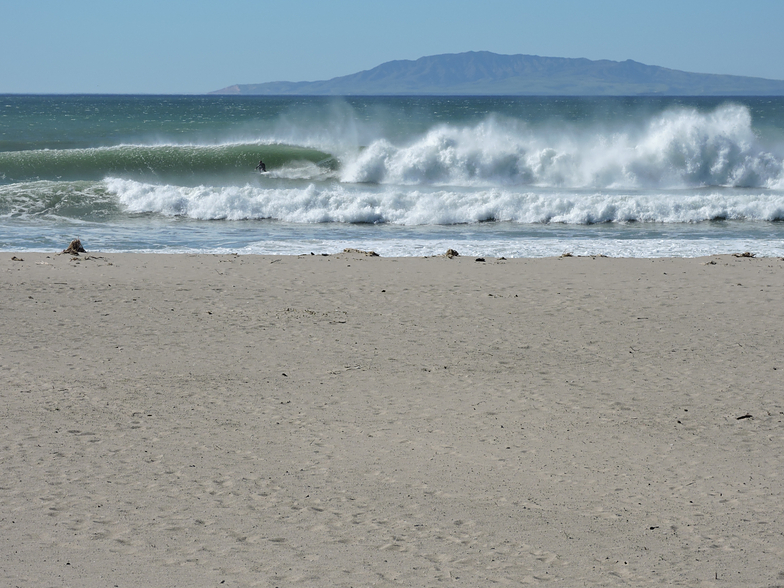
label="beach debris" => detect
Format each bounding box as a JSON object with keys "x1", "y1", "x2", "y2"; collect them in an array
[
  {"x1": 736, "y1": 413, "x2": 753, "y2": 420},
  {"x1": 62, "y1": 239, "x2": 86, "y2": 255},
  {"x1": 10, "y1": 256, "x2": 23, "y2": 261},
  {"x1": 343, "y1": 248, "x2": 379, "y2": 257},
  {"x1": 475, "y1": 257, "x2": 485, "y2": 262},
  {"x1": 445, "y1": 249, "x2": 459, "y2": 258},
  {"x1": 733, "y1": 251, "x2": 755, "y2": 258},
  {"x1": 560, "y1": 252, "x2": 573, "y2": 258}
]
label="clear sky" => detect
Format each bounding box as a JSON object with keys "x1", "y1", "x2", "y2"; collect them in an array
[{"x1": 2, "y1": 0, "x2": 783, "y2": 94}]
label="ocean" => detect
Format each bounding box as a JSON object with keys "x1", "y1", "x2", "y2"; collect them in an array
[{"x1": 2, "y1": 94, "x2": 784, "y2": 257}]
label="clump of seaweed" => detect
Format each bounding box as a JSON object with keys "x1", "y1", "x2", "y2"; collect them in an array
[{"x1": 62, "y1": 239, "x2": 86, "y2": 255}]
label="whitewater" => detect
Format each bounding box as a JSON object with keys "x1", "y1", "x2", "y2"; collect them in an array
[{"x1": 2, "y1": 95, "x2": 784, "y2": 257}]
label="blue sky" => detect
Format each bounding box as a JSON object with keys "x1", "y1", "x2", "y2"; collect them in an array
[{"x1": 2, "y1": 0, "x2": 783, "y2": 94}]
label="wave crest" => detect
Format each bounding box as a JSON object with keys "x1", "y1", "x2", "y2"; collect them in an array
[
  {"x1": 340, "y1": 105, "x2": 784, "y2": 189},
  {"x1": 105, "y1": 177, "x2": 784, "y2": 225}
]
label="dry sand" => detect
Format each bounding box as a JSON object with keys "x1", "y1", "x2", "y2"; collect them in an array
[{"x1": 2, "y1": 251, "x2": 783, "y2": 587}]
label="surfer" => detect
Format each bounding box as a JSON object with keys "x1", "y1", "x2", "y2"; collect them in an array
[{"x1": 256, "y1": 160, "x2": 267, "y2": 172}]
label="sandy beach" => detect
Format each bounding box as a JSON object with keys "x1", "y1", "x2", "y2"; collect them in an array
[{"x1": 2, "y1": 250, "x2": 783, "y2": 587}]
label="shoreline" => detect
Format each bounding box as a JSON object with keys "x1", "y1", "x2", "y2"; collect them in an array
[{"x1": 3, "y1": 251, "x2": 783, "y2": 586}]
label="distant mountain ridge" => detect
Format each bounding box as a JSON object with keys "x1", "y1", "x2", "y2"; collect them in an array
[{"x1": 211, "y1": 51, "x2": 784, "y2": 96}]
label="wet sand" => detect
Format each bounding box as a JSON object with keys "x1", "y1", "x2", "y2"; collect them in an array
[{"x1": 2, "y1": 251, "x2": 783, "y2": 587}]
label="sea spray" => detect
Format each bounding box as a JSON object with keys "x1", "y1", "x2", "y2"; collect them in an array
[{"x1": 339, "y1": 105, "x2": 784, "y2": 189}]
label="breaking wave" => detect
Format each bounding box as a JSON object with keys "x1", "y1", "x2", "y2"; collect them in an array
[
  {"x1": 4, "y1": 102, "x2": 784, "y2": 226},
  {"x1": 340, "y1": 104, "x2": 784, "y2": 189},
  {"x1": 104, "y1": 178, "x2": 784, "y2": 225}
]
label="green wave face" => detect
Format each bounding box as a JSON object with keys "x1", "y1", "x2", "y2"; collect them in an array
[
  {"x1": 0, "y1": 143, "x2": 336, "y2": 184},
  {"x1": 0, "y1": 180, "x2": 123, "y2": 219}
]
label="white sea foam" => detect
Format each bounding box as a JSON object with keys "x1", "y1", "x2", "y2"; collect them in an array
[
  {"x1": 338, "y1": 105, "x2": 784, "y2": 189},
  {"x1": 233, "y1": 237, "x2": 784, "y2": 259},
  {"x1": 105, "y1": 176, "x2": 784, "y2": 225}
]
